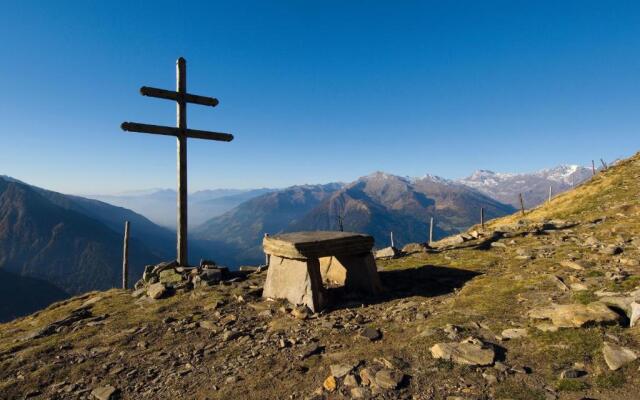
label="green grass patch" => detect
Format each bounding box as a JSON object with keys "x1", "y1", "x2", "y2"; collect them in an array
[
  {"x1": 571, "y1": 290, "x2": 598, "y2": 305},
  {"x1": 606, "y1": 275, "x2": 640, "y2": 292},
  {"x1": 494, "y1": 380, "x2": 545, "y2": 400},
  {"x1": 585, "y1": 270, "x2": 605, "y2": 278},
  {"x1": 594, "y1": 371, "x2": 626, "y2": 389},
  {"x1": 531, "y1": 328, "x2": 602, "y2": 365},
  {"x1": 556, "y1": 379, "x2": 589, "y2": 391}
]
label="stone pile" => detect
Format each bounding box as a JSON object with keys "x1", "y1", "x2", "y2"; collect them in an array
[{"x1": 132, "y1": 260, "x2": 265, "y2": 300}]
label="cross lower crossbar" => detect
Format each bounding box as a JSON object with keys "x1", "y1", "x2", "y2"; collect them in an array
[
  {"x1": 121, "y1": 122, "x2": 234, "y2": 142},
  {"x1": 140, "y1": 86, "x2": 220, "y2": 107}
]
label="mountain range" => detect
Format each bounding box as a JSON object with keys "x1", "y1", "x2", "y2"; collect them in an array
[
  {"x1": 459, "y1": 164, "x2": 593, "y2": 208},
  {"x1": 0, "y1": 163, "x2": 593, "y2": 320},
  {"x1": 86, "y1": 188, "x2": 274, "y2": 228}
]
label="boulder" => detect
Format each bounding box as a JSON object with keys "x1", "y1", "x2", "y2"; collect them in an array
[
  {"x1": 631, "y1": 302, "x2": 640, "y2": 328},
  {"x1": 430, "y1": 338, "x2": 495, "y2": 366},
  {"x1": 90, "y1": 385, "x2": 119, "y2": 400},
  {"x1": 528, "y1": 302, "x2": 620, "y2": 329},
  {"x1": 560, "y1": 260, "x2": 591, "y2": 270},
  {"x1": 159, "y1": 269, "x2": 183, "y2": 285},
  {"x1": 374, "y1": 369, "x2": 404, "y2": 389},
  {"x1": 375, "y1": 246, "x2": 399, "y2": 259},
  {"x1": 603, "y1": 342, "x2": 638, "y2": 370},
  {"x1": 147, "y1": 283, "x2": 166, "y2": 300},
  {"x1": 401, "y1": 242, "x2": 428, "y2": 254}
]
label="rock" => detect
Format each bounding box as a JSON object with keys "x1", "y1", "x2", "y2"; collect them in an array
[
  {"x1": 430, "y1": 338, "x2": 495, "y2": 366},
  {"x1": 131, "y1": 288, "x2": 146, "y2": 298},
  {"x1": 528, "y1": 302, "x2": 620, "y2": 328},
  {"x1": 490, "y1": 241, "x2": 507, "y2": 248},
  {"x1": 374, "y1": 369, "x2": 404, "y2": 389},
  {"x1": 152, "y1": 260, "x2": 178, "y2": 274},
  {"x1": 343, "y1": 374, "x2": 359, "y2": 387},
  {"x1": 350, "y1": 387, "x2": 367, "y2": 398},
  {"x1": 482, "y1": 372, "x2": 498, "y2": 384},
  {"x1": 198, "y1": 320, "x2": 217, "y2": 331},
  {"x1": 361, "y1": 327, "x2": 382, "y2": 341},
  {"x1": 359, "y1": 367, "x2": 377, "y2": 386},
  {"x1": 570, "y1": 283, "x2": 589, "y2": 291},
  {"x1": 158, "y1": 269, "x2": 182, "y2": 285},
  {"x1": 300, "y1": 343, "x2": 323, "y2": 359},
  {"x1": 501, "y1": 328, "x2": 528, "y2": 340},
  {"x1": 90, "y1": 385, "x2": 119, "y2": 400},
  {"x1": 559, "y1": 369, "x2": 584, "y2": 379},
  {"x1": 222, "y1": 331, "x2": 241, "y2": 341},
  {"x1": 239, "y1": 266, "x2": 259, "y2": 272},
  {"x1": 323, "y1": 375, "x2": 337, "y2": 392},
  {"x1": 631, "y1": 302, "x2": 640, "y2": 328},
  {"x1": 330, "y1": 363, "x2": 355, "y2": 378},
  {"x1": 200, "y1": 269, "x2": 222, "y2": 283},
  {"x1": 560, "y1": 260, "x2": 591, "y2": 270},
  {"x1": 375, "y1": 246, "x2": 399, "y2": 259},
  {"x1": 603, "y1": 342, "x2": 638, "y2": 370},
  {"x1": 401, "y1": 242, "x2": 427, "y2": 254},
  {"x1": 601, "y1": 245, "x2": 623, "y2": 255},
  {"x1": 146, "y1": 283, "x2": 166, "y2": 300}
]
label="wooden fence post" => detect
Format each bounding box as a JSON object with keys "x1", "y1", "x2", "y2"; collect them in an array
[
  {"x1": 122, "y1": 221, "x2": 130, "y2": 289},
  {"x1": 390, "y1": 231, "x2": 395, "y2": 248},
  {"x1": 519, "y1": 193, "x2": 525, "y2": 216},
  {"x1": 592, "y1": 160, "x2": 596, "y2": 176},
  {"x1": 548, "y1": 185, "x2": 552, "y2": 203},
  {"x1": 600, "y1": 158, "x2": 608, "y2": 170},
  {"x1": 264, "y1": 233, "x2": 270, "y2": 266},
  {"x1": 429, "y1": 217, "x2": 434, "y2": 245},
  {"x1": 480, "y1": 207, "x2": 485, "y2": 230}
]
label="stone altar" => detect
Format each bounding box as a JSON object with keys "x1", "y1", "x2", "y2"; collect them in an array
[{"x1": 262, "y1": 231, "x2": 383, "y2": 311}]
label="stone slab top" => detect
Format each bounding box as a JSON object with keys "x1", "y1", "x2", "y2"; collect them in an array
[{"x1": 263, "y1": 231, "x2": 375, "y2": 259}]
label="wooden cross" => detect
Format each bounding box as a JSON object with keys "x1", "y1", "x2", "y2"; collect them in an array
[{"x1": 121, "y1": 57, "x2": 234, "y2": 266}]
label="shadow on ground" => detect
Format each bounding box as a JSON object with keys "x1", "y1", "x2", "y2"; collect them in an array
[{"x1": 326, "y1": 264, "x2": 482, "y2": 310}]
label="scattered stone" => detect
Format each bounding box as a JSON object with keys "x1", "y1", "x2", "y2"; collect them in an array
[
  {"x1": 430, "y1": 338, "x2": 495, "y2": 366},
  {"x1": 374, "y1": 369, "x2": 404, "y2": 389},
  {"x1": 631, "y1": 302, "x2": 640, "y2": 328},
  {"x1": 528, "y1": 302, "x2": 620, "y2": 328},
  {"x1": 323, "y1": 375, "x2": 337, "y2": 392},
  {"x1": 560, "y1": 260, "x2": 591, "y2": 271},
  {"x1": 401, "y1": 242, "x2": 428, "y2": 254},
  {"x1": 343, "y1": 374, "x2": 359, "y2": 387},
  {"x1": 90, "y1": 385, "x2": 119, "y2": 400},
  {"x1": 559, "y1": 369, "x2": 584, "y2": 379},
  {"x1": 146, "y1": 283, "x2": 166, "y2": 300},
  {"x1": 300, "y1": 343, "x2": 323, "y2": 359},
  {"x1": 350, "y1": 387, "x2": 367, "y2": 398},
  {"x1": 158, "y1": 269, "x2": 182, "y2": 285},
  {"x1": 198, "y1": 320, "x2": 217, "y2": 332},
  {"x1": 330, "y1": 363, "x2": 355, "y2": 378},
  {"x1": 361, "y1": 327, "x2": 382, "y2": 341},
  {"x1": 603, "y1": 342, "x2": 638, "y2": 370},
  {"x1": 482, "y1": 372, "x2": 498, "y2": 384},
  {"x1": 375, "y1": 246, "x2": 399, "y2": 259}
]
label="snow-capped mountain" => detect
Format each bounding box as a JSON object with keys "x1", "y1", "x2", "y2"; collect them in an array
[{"x1": 458, "y1": 165, "x2": 593, "y2": 208}]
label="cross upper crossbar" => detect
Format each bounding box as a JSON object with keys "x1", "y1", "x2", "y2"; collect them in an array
[{"x1": 140, "y1": 86, "x2": 220, "y2": 107}]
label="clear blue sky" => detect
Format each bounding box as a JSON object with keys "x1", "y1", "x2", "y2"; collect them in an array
[{"x1": 1, "y1": 1, "x2": 639, "y2": 194}]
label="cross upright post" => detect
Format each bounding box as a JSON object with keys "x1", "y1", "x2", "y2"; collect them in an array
[
  {"x1": 121, "y1": 57, "x2": 234, "y2": 266},
  {"x1": 176, "y1": 58, "x2": 188, "y2": 265}
]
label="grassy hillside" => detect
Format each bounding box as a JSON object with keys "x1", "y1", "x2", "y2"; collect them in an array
[{"x1": 0, "y1": 152, "x2": 638, "y2": 399}]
